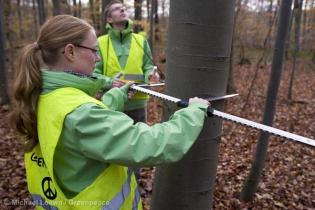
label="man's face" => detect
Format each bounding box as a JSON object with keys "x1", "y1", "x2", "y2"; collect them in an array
[{"x1": 107, "y1": 3, "x2": 128, "y2": 24}]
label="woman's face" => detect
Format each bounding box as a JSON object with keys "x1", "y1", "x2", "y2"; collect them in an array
[{"x1": 72, "y1": 29, "x2": 100, "y2": 75}]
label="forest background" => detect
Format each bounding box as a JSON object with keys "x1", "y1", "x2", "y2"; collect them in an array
[{"x1": 0, "y1": 0, "x2": 314, "y2": 209}]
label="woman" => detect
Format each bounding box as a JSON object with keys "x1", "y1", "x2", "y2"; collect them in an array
[{"x1": 10, "y1": 15, "x2": 210, "y2": 210}]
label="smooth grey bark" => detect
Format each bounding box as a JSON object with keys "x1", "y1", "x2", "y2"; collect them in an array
[
  {"x1": 288, "y1": 0, "x2": 303, "y2": 100},
  {"x1": 0, "y1": 0, "x2": 9, "y2": 104},
  {"x1": 151, "y1": 0, "x2": 235, "y2": 209},
  {"x1": 240, "y1": 0, "x2": 293, "y2": 202}
]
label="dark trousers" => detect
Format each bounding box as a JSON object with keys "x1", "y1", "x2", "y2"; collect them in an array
[{"x1": 124, "y1": 108, "x2": 146, "y2": 181}]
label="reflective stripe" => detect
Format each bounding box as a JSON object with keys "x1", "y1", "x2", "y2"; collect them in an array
[
  {"x1": 124, "y1": 74, "x2": 144, "y2": 81},
  {"x1": 132, "y1": 187, "x2": 141, "y2": 210},
  {"x1": 102, "y1": 168, "x2": 133, "y2": 210},
  {"x1": 31, "y1": 194, "x2": 58, "y2": 210}
]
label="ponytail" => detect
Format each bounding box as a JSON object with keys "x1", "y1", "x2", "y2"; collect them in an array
[
  {"x1": 10, "y1": 43, "x2": 42, "y2": 151},
  {"x1": 10, "y1": 15, "x2": 93, "y2": 152}
]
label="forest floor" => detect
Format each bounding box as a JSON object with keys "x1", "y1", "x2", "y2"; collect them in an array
[{"x1": 0, "y1": 61, "x2": 314, "y2": 209}]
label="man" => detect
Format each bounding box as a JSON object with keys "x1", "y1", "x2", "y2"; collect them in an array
[
  {"x1": 94, "y1": 0, "x2": 159, "y2": 123},
  {"x1": 94, "y1": 0, "x2": 159, "y2": 183}
]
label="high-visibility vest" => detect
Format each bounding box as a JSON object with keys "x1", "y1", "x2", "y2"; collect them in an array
[
  {"x1": 98, "y1": 33, "x2": 148, "y2": 100},
  {"x1": 24, "y1": 87, "x2": 142, "y2": 210}
]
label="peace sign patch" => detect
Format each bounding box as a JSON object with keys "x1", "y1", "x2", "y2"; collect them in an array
[{"x1": 42, "y1": 177, "x2": 57, "y2": 200}]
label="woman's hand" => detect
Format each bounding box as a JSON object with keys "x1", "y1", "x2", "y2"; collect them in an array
[
  {"x1": 189, "y1": 97, "x2": 210, "y2": 106},
  {"x1": 120, "y1": 82, "x2": 136, "y2": 99}
]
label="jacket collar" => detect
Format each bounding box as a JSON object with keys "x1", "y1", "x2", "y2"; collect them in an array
[
  {"x1": 106, "y1": 19, "x2": 133, "y2": 41},
  {"x1": 41, "y1": 69, "x2": 105, "y2": 96}
]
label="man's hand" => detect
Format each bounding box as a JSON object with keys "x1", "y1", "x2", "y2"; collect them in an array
[
  {"x1": 148, "y1": 66, "x2": 161, "y2": 83},
  {"x1": 112, "y1": 79, "x2": 126, "y2": 88},
  {"x1": 120, "y1": 82, "x2": 136, "y2": 99}
]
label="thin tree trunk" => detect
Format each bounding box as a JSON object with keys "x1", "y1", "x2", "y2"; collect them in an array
[
  {"x1": 37, "y1": 0, "x2": 46, "y2": 25},
  {"x1": 288, "y1": 0, "x2": 303, "y2": 101},
  {"x1": 240, "y1": 0, "x2": 293, "y2": 202},
  {"x1": 17, "y1": 0, "x2": 24, "y2": 39},
  {"x1": 241, "y1": 6, "x2": 278, "y2": 111},
  {"x1": 0, "y1": 0, "x2": 9, "y2": 104},
  {"x1": 134, "y1": 0, "x2": 142, "y2": 33},
  {"x1": 227, "y1": 0, "x2": 240, "y2": 93},
  {"x1": 32, "y1": 0, "x2": 38, "y2": 36},
  {"x1": 301, "y1": 0, "x2": 308, "y2": 50},
  {"x1": 284, "y1": 10, "x2": 294, "y2": 60},
  {"x1": 153, "y1": 0, "x2": 159, "y2": 41},
  {"x1": 146, "y1": 0, "x2": 150, "y2": 21},
  {"x1": 78, "y1": 0, "x2": 81, "y2": 17},
  {"x1": 73, "y1": 0, "x2": 78, "y2": 17},
  {"x1": 61, "y1": 0, "x2": 71, "y2": 14},
  {"x1": 151, "y1": 1, "x2": 236, "y2": 209},
  {"x1": 101, "y1": 0, "x2": 110, "y2": 35},
  {"x1": 149, "y1": 0, "x2": 154, "y2": 50},
  {"x1": 89, "y1": 0, "x2": 96, "y2": 28},
  {"x1": 52, "y1": 0, "x2": 61, "y2": 15}
]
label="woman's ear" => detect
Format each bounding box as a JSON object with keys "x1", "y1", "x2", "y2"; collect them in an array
[{"x1": 63, "y1": 44, "x2": 75, "y2": 61}]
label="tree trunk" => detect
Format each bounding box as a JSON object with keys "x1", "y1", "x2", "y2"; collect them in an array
[
  {"x1": 62, "y1": 0, "x2": 71, "y2": 14},
  {"x1": 153, "y1": 0, "x2": 159, "y2": 41},
  {"x1": 0, "y1": 0, "x2": 9, "y2": 104},
  {"x1": 240, "y1": 0, "x2": 293, "y2": 202},
  {"x1": 94, "y1": 0, "x2": 101, "y2": 32},
  {"x1": 89, "y1": 0, "x2": 96, "y2": 28},
  {"x1": 146, "y1": 0, "x2": 150, "y2": 21},
  {"x1": 284, "y1": 10, "x2": 293, "y2": 60},
  {"x1": 37, "y1": 0, "x2": 46, "y2": 25},
  {"x1": 288, "y1": 0, "x2": 303, "y2": 101},
  {"x1": 32, "y1": 0, "x2": 38, "y2": 36},
  {"x1": 100, "y1": 0, "x2": 111, "y2": 35},
  {"x1": 151, "y1": 1, "x2": 236, "y2": 209},
  {"x1": 134, "y1": 0, "x2": 142, "y2": 33},
  {"x1": 17, "y1": 0, "x2": 24, "y2": 39},
  {"x1": 52, "y1": 0, "x2": 61, "y2": 15},
  {"x1": 73, "y1": 0, "x2": 78, "y2": 17},
  {"x1": 301, "y1": 0, "x2": 308, "y2": 49},
  {"x1": 78, "y1": 0, "x2": 81, "y2": 17},
  {"x1": 148, "y1": 0, "x2": 154, "y2": 50},
  {"x1": 153, "y1": 0, "x2": 158, "y2": 24}
]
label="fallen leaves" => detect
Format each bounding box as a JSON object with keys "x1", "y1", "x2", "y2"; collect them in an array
[{"x1": 0, "y1": 62, "x2": 314, "y2": 209}]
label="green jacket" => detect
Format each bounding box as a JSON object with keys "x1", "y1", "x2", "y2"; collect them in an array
[
  {"x1": 41, "y1": 70, "x2": 208, "y2": 198},
  {"x1": 94, "y1": 20, "x2": 154, "y2": 110}
]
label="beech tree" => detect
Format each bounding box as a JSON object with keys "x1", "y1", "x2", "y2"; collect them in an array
[
  {"x1": 151, "y1": 0, "x2": 236, "y2": 209},
  {"x1": 0, "y1": 0, "x2": 9, "y2": 104},
  {"x1": 240, "y1": 0, "x2": 293, "y2": 202}
]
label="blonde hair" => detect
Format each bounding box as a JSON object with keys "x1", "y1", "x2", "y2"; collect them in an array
[{"x1": 10, "y1": 15, "x2": 93, "y2": 151}]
